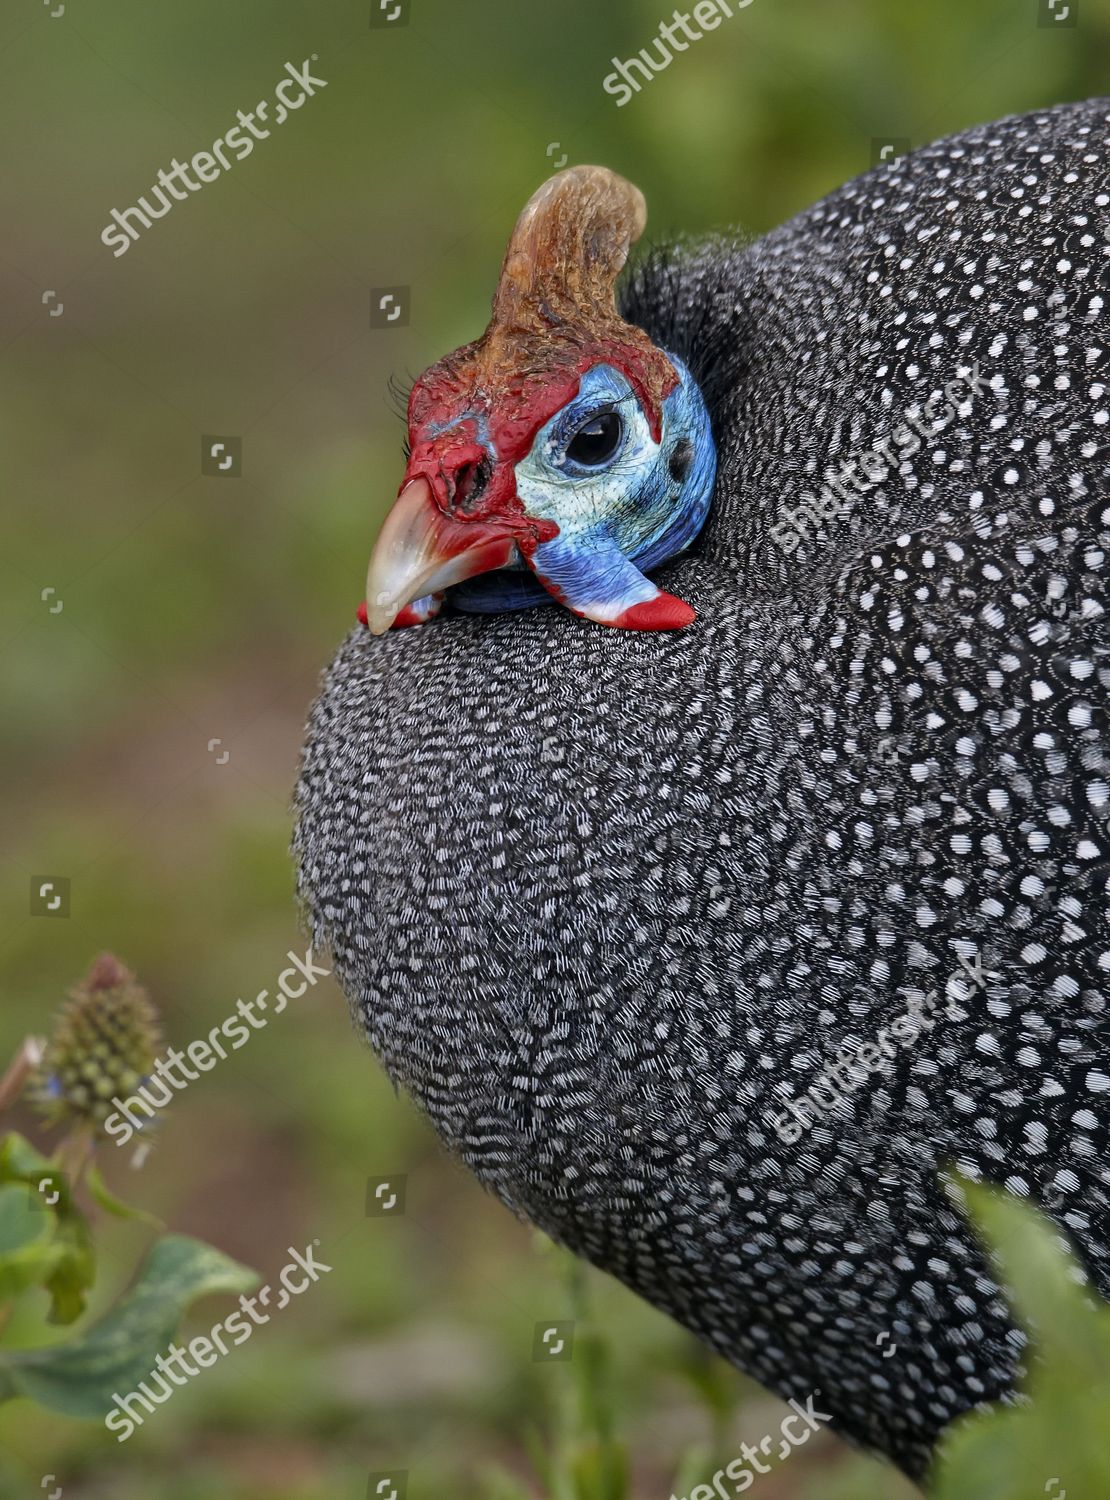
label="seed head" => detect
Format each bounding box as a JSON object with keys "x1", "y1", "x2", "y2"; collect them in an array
[{"x1": 33, "y1": 953, "x2": 161, "y2": 1134}]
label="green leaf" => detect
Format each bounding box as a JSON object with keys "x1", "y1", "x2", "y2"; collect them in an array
[
  {"x1": 930, "y1": 1183, "x2": 1110, "y2": 1500},
  {"x1": 0, "y1": 1233, "x2": 258, "y2": 1418},
  {"x1": 569, "y1": 1438, "x2": 629, "y2": 1500},
  {"x1": 0, "y1": 1133, "x2": 70, "y2": 1216},
  {"x1": 480, "y1": 1468, "x2": 538, "y2": 1500},
  {"x1": 0, "y1": 1131, "x2": 95, "y2": 1324},
  {"x1": 85, "y1": 1162, "x2": 163, "y2": 1231},
  {"x1": 42, "y1": 1211, "x2": 96, "y2": 1327},
  {"x1": 0, "y1": 1184, "x2": 60, "y2": 1304},
  {"x1": 0, "y1": 1133, "x2": 54, "y2": 1185}
]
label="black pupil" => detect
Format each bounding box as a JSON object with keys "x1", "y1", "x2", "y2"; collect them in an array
[{"x1": 566, "y1": 411, "x2": 621, "y2": 466}]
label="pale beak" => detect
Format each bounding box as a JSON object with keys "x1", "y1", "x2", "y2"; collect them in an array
[{"x1": 363, "y1": 478, "x2": 516, "y2": 635}]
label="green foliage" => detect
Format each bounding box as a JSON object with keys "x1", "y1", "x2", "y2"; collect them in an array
[
  {"x1": 9, "y1": 987, "x2": 1105, "y2": 1500},
  {"x1": 0, "y1": 1122, "x2": 257, "y2": 1424},
  {"x1": 481, "y1": 1250, "x2": 632, "y2": 1500},
  {"x1": 84, "y1": 1161, "x2": 164, "y2": 1232},
  {"x1": 0, "y1": 1186, "x2": 56, "y2": 1307},
  {"x1": 0, "y1": 1231, "x2": 256, "y2": 1419},
  {"x1": 0, "y1": 1132, "x2": 95, "y2": 1326},
  {"x1": 513, "y1": 1258, "x2": 631, "y2": 1500},
  {"x1": 930, "y1": 1183, "x2": 1110, "y2": 1500},
  {"x1": 0, "y1": 959, "x2": 258, "y2": 1433}
]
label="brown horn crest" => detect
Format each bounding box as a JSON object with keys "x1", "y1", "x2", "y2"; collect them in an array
[
  {"x1": 490, "y1": 166, "x2": 647, "y2": 332},
  {"x1": 404, "y1": 165, "x2": 679, "y2": 522},
  {"x1": 458, "y1": 164, "x2": 678, "y2": 439}
]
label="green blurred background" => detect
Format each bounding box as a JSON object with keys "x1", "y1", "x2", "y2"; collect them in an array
[{"x1": 0, "y1": 1, "x2": 1105, "y2": 1495}]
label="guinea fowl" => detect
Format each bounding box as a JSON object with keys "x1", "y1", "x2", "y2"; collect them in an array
[{"x1": 295, "y1": 99, "x2": 1110, "y2": 1480}]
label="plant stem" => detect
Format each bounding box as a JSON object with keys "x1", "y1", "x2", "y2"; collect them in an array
[
  {"x1": 0, "y1": 1037, "x2": 46, "y2": 1115},
  {"x1": 54, "y1": 1122, "x2": 96, "y2": 1189}
]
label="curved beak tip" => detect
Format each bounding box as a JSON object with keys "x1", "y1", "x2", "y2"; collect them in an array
[
  {"x1": 362, "y1": 477, "x2": 516, "y2": 636},
  {"x1": 355, "y1": 598, "x2": 397, "y2": 635},
  {"x1": 364, "y1": 591, "x2": 403, "y2": 636}
]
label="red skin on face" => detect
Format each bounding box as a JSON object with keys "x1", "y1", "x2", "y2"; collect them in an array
[
  {"x1": 355, "y1": 346, "x2": 689, "y2": 633},
  {"x1": 402, "y1": 338, "x2": 677, "y2": 541}
]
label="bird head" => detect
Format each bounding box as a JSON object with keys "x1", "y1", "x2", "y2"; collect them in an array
[{"x1": 360, "y1": 165, "x2": 716, "y2": 634}]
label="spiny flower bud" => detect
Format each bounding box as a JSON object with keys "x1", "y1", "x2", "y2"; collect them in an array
[{"x1": 34, "y1": 953, "x2": 162, "y2": 1134}]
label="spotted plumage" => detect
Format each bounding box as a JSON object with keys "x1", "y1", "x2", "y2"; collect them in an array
[{"x1": 295, "y1": 99, "x2": 1110, "y2": 1478}]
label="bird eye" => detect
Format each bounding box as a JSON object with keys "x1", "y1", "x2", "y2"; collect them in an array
[{"x1": 565, "y1": 410, "x2": 622, "y2": 467}]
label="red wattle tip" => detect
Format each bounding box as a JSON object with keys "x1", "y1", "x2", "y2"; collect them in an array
[
  {"x1": 392, "y1": 603, "x2": 430, "y2": 628},
  {"x1": 356, "y1": 601, "x2": 369, "y2": 627},
  {"x1": 612, "y1": 592, "x2": 697, "y2": 631}
]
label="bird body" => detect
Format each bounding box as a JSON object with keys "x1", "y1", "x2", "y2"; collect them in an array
[{"x1": 296, "y1": 99, "x2": 1110, "y2": 1478}]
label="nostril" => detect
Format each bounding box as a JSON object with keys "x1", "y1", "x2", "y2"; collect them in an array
[{"x1": 451, "y1": 457, "x2": 493, "y2": 514}]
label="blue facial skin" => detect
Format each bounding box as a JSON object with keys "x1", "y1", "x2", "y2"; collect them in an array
[{"x1": 448, "y1": 355, "x2": 716, "y2": 616}]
